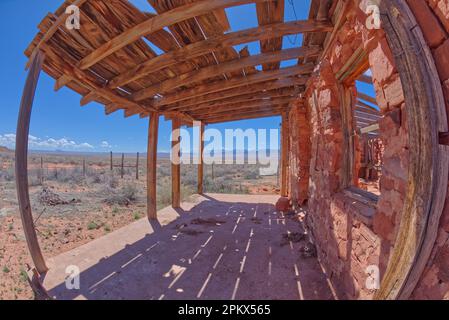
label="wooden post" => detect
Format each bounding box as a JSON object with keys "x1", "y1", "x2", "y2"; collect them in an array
[
  {"x1": 110, "y1": 151, "x2": 113, "y2": 171},
  {"x1": 121, "y1": 153, "x2": 124, "y2": 179},
  {"x1": 83, "y1": 159, "x2": 86, "y2": 177},
  {"x1": 15, "y1": 50, "x2": 47, "y2": 273},
  {"x1": 136, "y1": 152, "x2": 140, "y2": 180},
  {"x1": 40, "y1": 157, "x2": 44, "y2": 185},
  {"x1": 198, "y1": 122, "x2": 204, "y2": 194},
  {"x1": 172, "y1": 118, "x2": 181, "y2": 208},
  {"x1": 280, "y1": 111, "x2": 289, "y2": 197},
  {"x1": 147, "y1": 113, "x2": 159, "y2": 219},
  {"x1": 212, "y1": 163, "x2": 215, "y2": 181}
]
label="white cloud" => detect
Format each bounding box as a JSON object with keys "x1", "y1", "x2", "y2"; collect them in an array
[
  {"x1": 0, "y1": 133, "x2": 94, "y2": 151},
  {"x1": 100, "y1": 141, "x2": 112, "y2": 149}
]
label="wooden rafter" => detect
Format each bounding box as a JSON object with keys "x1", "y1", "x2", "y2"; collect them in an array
[
  {"x1": 204, "y1": 106, "x2": 288, "y2": 124},
  {"x1": 107, "y1": 19, "x2": 332, "y2": 89},
  {"x1": 131, "y1": 46, "x2": 320, "y2": 101},
  {"x1": 256, "y1": 0, "x2": 285, "y2": 71},
  {"x1": 164, "y1": 87, "x2": 300, "y2": 112},
  {"x1": 189, "y1": 97, "x2": 295, "y2": 116},
  {"x1": 78, "y1": 0, "x2": 270, "y2": 70},
  {"x1": 145, "y1": 64, "x2": 313, "y2": 105},
  {"x1": 157, "y1": 78, "x2": 305, "y2": 110}
]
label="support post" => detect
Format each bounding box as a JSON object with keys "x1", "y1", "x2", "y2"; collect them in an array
[
  {"x1": 198, "y1": 122, "x2": 204, "y2": 194},
  {"x1": 136, "y1": 152, "x2": 139, "y2": 180},
  {"x1": 110, "y1": 151, "x2": 113, "y2": 171},
  {"x1": 147, "y1": 113, "x2": 159, "y2": 219},
  {"x1": 15, "y1": 50, "x2": 47, "y2": 273},
  {"x1": 121, "y1": 153, "x2": 124, "y2": 179},
  {"x1": 280, "y1": 111, "x2": 289, "y2": 197},
  {"x1": 40, "y1": 157, "x2": 44, "y2": 185},
  {"x1": 172, "y1": 118, "x2": 181, "y2": 208},
  {"x1": 83, "y1": 159, "x2": 86, "y2": 177}
]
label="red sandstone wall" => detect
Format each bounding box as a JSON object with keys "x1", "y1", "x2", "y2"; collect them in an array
[
  {"x1": 298, "y1": 0, "x2": 409, "y2": 299},
  {"x1": 292, "y1": 0, "x2": 449, "y2": 300},
  {"x1": 288, "y1": 101, "x2": 311, "y2": 207}
]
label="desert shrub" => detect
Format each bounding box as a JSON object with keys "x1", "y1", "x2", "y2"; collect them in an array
[
  {"x1": 243, "y1": 170, "x2": 259, "y2": 180},
  {"x1": 104, "y1": 183, "x2": 138, "y2": 206},
  {"x1": 89, "y1": 172, "x2": 103, "y2": 184},
  {"x1": 107, "y1": 175, "x2": 119, "y2": 189},
  {"x1": 122, "y1": 183, "x2": 137, "y2": 201}
]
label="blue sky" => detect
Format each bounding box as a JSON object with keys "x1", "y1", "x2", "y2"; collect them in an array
[{"x1": 0, "y1": 0, "x2": 311, "y2": 153}]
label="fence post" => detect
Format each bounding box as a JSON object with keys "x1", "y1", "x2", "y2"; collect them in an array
[
  {"x1": 212, "y1": 163, "x2": 214, "y2": 181},
  {"x1": 83, "y1": 159, "x2": 86, "y2": 177},
  {"x1": 40, "y1": 157, "x2": 44, "y2": 185},
  {"x1": 136, "y1": 152, "x2": 139, "y2": 180},
  {"x1": 110, "y1": 151, "x2": 113, "y2": 171},
  {"x1": 121, "y1": 153, "x2": 124, "y2": 179}
]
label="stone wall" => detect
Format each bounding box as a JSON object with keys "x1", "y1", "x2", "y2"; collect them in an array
[
  {"x1": 291, "y1": 0, "x2": 409, "y2": 299},
  {"x1": 288, "y1": 0, "x2": 449, "y2": 300}
]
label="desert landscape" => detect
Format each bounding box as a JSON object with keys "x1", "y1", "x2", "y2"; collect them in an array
[{"x1": 0, "y1": 147, "x2": 278, "y2": 299}]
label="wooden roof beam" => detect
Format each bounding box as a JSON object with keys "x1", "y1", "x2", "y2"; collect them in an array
[
  {"x1": 256, "y1": 0, "x2": 285, "y2": 71},
  {"x1": 357, "y1": 73, "x2": 373, "y2": 84},
  {"x1": 107, "y1": 19, "x2": 332, "y2": 89},
  {"x1": 355, "y1": 104, "x2": 381, "y2": 116},
  {"x1": 25, "y1": 0, "x2": 89, "y2": 70},
  {"x1": 131, "y1": 46, "x2": 320, "y2": 101},
  {"x1": 198, "y1": 102, "x2": 289, "y2": 119},
  {"x1": 147, "y1": 64, "x2": 313, "y2": 105},
  {"x1": 42, "y1": 45, "x2": 155, "y2": 114},
  {"x1": 358, "y1": 92, "x2": 377, "y2": 106},
  {"x1": 204, "y1": 107, "x2": 289, "y2": 124},
  {"x1": 189, "y1": 97, "x2": 295, "y2": 116},
  {"x1": 165, "y1": 87, "x2": 300, "y2": 112},
  {"x1": 78, "y1": 0, "x2": 271, "y2": 70},
  {"x1": 157, "y1": 78, "x2": 305, "y2": 110}
]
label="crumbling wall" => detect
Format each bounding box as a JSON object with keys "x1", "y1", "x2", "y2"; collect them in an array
[{"x1": 296, "y1": 1, "x2": 409, "y2": 299}]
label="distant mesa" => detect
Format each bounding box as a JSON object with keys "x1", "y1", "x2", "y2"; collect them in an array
[{"x1": 0, "y1": 146, "x2": 13, "y2": 153}]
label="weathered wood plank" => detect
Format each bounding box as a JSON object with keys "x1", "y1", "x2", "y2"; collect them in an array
[
  {"x1": 147, "y1": 113, "x2": 159, "y2": 220},
  {"x1": 280, "y1": 111, "x2": 289, "y2": 197},
  {"x1": 158, "y1": 78, "x2": 305, "y2": 110},
  {"x1": 256, "y1": 0, "x2": 285, "y2": 70},
  {"x1": 25, "y1": 0, "x2": 89, "y2": 70},
  {"x1": 198, "y1": 122, "x2": 205, "y2": 194},
  {"x1": 146, "y1": 64, "x2": 313, "y2": 105},
  {"x1": 16, "y1": 50, "x2": 48, "y2": 273},
  {"x1": 132, "y1": 46, "x2": 319, "y2": 101},
  {"x1": 375, "y1": 0, "x2": 449, "y2": 300},
  {"x1": 78, "y1": 0, "x2": 269, "y2": 70},
  {"x1": 171, "y1": 118, "x2": 181, "y2": 209},
  {"x1": 107, "y1": 20, "x2": 332, "y2": 89}
]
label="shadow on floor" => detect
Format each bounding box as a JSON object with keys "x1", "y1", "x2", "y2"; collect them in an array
[{"x1": 43, "y1": 194, "x2": 335, "y2": 300}]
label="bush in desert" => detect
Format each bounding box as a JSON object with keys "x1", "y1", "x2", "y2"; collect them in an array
[{"x1": 104, "y1": 183, "x2": 138, "y2": 206}]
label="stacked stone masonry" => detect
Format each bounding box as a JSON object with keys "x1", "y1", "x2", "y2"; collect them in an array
[{"x1": 288, "y1": 0, "x2": 449, "y2": 299}]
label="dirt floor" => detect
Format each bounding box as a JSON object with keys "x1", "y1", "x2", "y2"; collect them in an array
[{"x1": 40, "y1": 194, "x2": 335, "y2": 300}]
